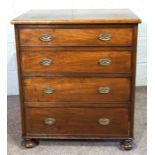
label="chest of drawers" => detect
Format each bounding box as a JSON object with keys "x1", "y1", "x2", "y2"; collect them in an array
[{"x1": 11, "y1": 9, "x2": 141, "y2": 150}]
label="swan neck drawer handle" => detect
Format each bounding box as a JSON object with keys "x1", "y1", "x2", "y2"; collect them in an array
[
  {"x1": 98, "y1": 33, "x2": 112, "y2": 41},
  {"x1": 98, "y1": 86, "x2": 111, "y2": 94},
  {"x1": 98, "y1": 118, "x2": 111, "y2": 125},
  {"x1": 42, "y1": 87, "x2": 55, "y2": 94},
  {"x1": 40, "y1": 34, "x2": 53, "y2": 42},
  {"x1": 40, "y1": 58, "x2": 53, "y2": 66},
  {"x1": 44, "y1": 118, "x2": 56, "y2": 125},
  {"x1": 99, "y1": 58, "x2": 112, "y2": 66}
]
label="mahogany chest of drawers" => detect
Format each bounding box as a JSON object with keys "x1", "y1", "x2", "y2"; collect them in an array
[{"x1": 11, "y1": 9, "x2": 141, "y2": 150}]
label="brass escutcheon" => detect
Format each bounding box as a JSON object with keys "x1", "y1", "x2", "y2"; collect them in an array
[
  {"x1": 42, "y1": 87, "x2": 55, "y2": 94},
  {"x1": 98, "y1": 86, "x2": 111, "y2": 94},
  {"x1": 98, "y1": 118, "x2": 111, "y2": 125},
  {"x1": 98, "y1": 58, "x2": 112, "y2": 66},
  {"x1": 40, "y1": 58, "x2": 53, "y2": 66},
  {"x1": 40, "y1": 34, "x2": 54, "y2": 42},
  {"x1": 98, "y1": 33, "x2": 112, "y2": 41},
  {"x1": 44, "y1": 117, "x2": 56, "y2": 125}
]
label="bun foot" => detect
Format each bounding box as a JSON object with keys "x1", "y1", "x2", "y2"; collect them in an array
[
  {"x1": 120, "y1": 139, "x2": 133, "y2": 150},
  {"x1": 22, "y1": 139, "x2": 39, "y2": 148}
]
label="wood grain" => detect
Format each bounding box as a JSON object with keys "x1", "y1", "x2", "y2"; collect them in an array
[
  {"x1": 11, "y1": 9, "x2": 141, "y2": 147},
  {"x1": 11, "y1": 9, "x2": 141, "y2": 24},
  {"x1": 129, "y1": 25, "x2": 138, "y2": 137},
  {"x1": 24, "y1": 77, "x2": 130, "y2": 103},
  {"x1": 14, "y1": 27, "x2": 27, "y2": 136},
  {"x1": 25, "y1": 107, "x2": 129, "y2": 136},
  {"x1": 22, "y1": 50, "x2": 131, "y2": 73},
  {"x1": 19, "y1": 27, "x2": 133, "y2": 46}
]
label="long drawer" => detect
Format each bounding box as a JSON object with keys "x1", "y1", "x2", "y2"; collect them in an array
[
  {"x1": 24, "y1": 77, "x2": 130, "y2": 103},
  {"x1": 25, "y1": 107, "x2": 129, "y2": 137},
  {"x1": 19, "y1": 28, "x2": 132, "y2": 46},
  {"x1": 22, "y1": 50, "x2": 131, "y2": 73}
]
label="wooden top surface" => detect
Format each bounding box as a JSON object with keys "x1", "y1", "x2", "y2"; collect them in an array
[{"x1": 11, "y1": 9, "x2": 141, "y2": 24}]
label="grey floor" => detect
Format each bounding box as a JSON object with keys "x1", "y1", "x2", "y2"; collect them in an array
[{"x1": 7, "y1": 87, "x2": 147, "y2": 155}]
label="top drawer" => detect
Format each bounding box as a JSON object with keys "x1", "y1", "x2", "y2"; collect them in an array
[{"x1": 19, "y1": 27, "x2": 133, "y2": 46}]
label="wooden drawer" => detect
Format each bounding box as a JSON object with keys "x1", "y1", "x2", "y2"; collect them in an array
[
  {"x1": 25, "y1": 107, "x2": 129, "y2": 137},
  {"x1": 24, "y1": 77, "x2": 130, "y2": 103},
  {"x1": 19, "y1": 28, "x2": 132, "y2": 46},
  {"x1": 22, "y1": 50, "x2": 131, "y2": 74}
]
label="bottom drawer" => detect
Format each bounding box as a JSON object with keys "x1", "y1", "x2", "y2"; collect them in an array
[{"x1": 25, "y1": 108, "x2": 129, "y2": 137}]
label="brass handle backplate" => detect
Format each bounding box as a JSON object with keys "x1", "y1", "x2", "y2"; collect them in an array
[
  {"x1": 98, "y1": 118, "x2": 111, "y2": 126},
  {"x1": 99, "y1": 58, "x2": 112, "y2": 66},
  {"x1": 40, "y1": 58, "x2": 53, "y2": 66},
  {"x1": 98, "y1": 86, "x2": 111, "y2": 94},
  {"x1": 40, "y1": 34, "x2": 53, "y2": 42},
  {"x1": 42, "y1": 87, "x2": 55, "y2": 94},
  {"x1": 44, "y1": 117, "x2": 56, "y2": 126},
  {"x1": 98, "y1": 33, "x2": 112, "y2": 41}
]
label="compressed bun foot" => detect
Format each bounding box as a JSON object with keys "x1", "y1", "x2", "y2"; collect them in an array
[
  {"x1": 22, "y1": 139, "x2": 39, "y2": 148},
  {"x1": 120, "y1": 139, "x2": 133, "y2": 150}
]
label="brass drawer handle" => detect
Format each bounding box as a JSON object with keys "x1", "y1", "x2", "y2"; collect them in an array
[
  {"x1": 40, "y1": 34, "x2": 54, "y2": 42},
  {"x1": 99, "y1": 58, "x2": 112, "y2": 66},
  {"x1": 98, "y1": 86, "x2": 111, "y2": 94},
  {"x1": 44, "y1": 117, "x2": 56, "y2": 126},
  {"x1": 43, "y1": 87, "x2": 55, "y2": 94},
  {"x1": 98, "y1": 118, "x2": 111, "y2": 126},
  {"x1": 98, "y1": 33, "x2": 112, "y2": 41},
  {"x1": 40, "y1": 58, "x2": 53, "y2": 66}
]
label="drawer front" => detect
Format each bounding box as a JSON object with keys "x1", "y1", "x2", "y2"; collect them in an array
[
  {"x1": 19, "y1": 28, "x2": 132, "y2": 46},
  {"x1": 25, "y1": 107, "x2": 129, "y2": 136},
  {"x1": 24, "y1": 77, "x2": 130, "y2": 103},
  {"x1": 22, "y1": 50, "x2": 131, "y2": 73}
]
